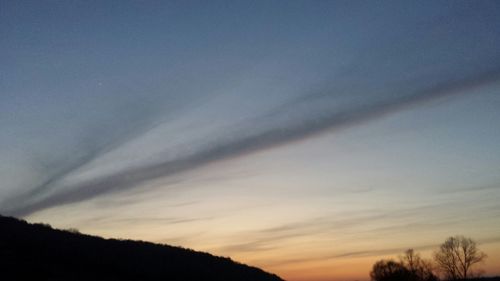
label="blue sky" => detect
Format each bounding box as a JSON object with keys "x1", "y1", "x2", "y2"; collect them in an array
[{"x1": 1, "y1": 1, "x2": 500, "y2": 280}]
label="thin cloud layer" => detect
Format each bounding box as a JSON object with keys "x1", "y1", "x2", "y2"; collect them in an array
[{"x1": 4, "y1": 67, "x2": 500, "y2": 216}]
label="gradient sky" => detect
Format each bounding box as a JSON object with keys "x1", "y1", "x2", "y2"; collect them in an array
[{"x1": 1, "y1": 1, "x2": 500, "y2": 280}]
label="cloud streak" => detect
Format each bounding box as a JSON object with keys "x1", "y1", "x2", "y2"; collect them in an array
[{"x1": 3, "y1": 68, "x2": 500, "y2": 217}]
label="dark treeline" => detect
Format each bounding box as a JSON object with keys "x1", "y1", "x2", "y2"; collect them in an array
[
  {"x1": 370, "y1": 236, "x2": 495, "y2": 281},
  {"x1": 0, "y1": 215, "x2": 283, "y2": 281},
  {"x1": 437, "y1": 278, "x2": 500, "y2": 281}
]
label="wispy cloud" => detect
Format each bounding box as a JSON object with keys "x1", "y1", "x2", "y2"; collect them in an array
[{"x1": 4, "y1": 68, "x2": 500, "y2": 217}]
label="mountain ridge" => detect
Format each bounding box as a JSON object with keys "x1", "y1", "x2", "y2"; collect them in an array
[{"x1": 0, "y1": 214, "x2": 284, "y2": 281}]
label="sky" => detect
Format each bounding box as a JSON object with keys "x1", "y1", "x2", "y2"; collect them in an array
[{"x1": 1, "y1": 1, "x2": 500, "y2": 280}]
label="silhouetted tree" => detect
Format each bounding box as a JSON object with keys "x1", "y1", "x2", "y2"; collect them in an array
[
  {"x1": 66, "y1": 227, "x2": 80, "y2": 234},
  {"x1": 370, "y1": 249, "x2": 438, "y2": 281},
  {"x1": 400, "y1": 249, "x2": 438, "y2": 281},
  {"x1": 433, "y1": 236, "x2": 487, "y2": 280},
  {"x1": 370, "y1": 259, "x2": 412, "y2": 281}
]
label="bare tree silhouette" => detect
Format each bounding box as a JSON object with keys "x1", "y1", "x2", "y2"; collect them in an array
[
  {"x1": 433, "y1": 236, "x2": 487, "y2": 280},
  {"x1": 370, "y1": 249, "x2": 438, "y2": 281},
  {"x1": 400, "y1": 249, "x2": 438, "y2": 281}
]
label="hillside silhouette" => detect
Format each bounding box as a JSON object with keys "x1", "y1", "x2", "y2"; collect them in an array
[{"x1": 0, "y1": 215, "x2": 283, "y2": 281}]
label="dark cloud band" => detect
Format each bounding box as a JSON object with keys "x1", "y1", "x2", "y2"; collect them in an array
[{"x1": 4, "y1": 68, "x2": 500, "y2": 217}]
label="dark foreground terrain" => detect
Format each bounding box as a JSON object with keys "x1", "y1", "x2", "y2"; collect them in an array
[
  {"x1": 0, "y1": 215, "x2": 283, "y2": 281},
  {"x1": 467, "y1": 276, "x2": 500, "y2": 281}
]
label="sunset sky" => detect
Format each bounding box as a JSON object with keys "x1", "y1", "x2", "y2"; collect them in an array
[{"x1": 1, "y1": 1, "x2": 500, "y2": 280}]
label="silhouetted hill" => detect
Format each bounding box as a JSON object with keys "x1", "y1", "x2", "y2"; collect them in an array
[{"x1": 0, "y1": 215, "x2": 284, "y2": 281}]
